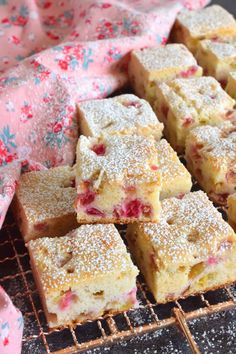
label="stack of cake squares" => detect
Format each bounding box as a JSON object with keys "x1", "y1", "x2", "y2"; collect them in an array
[{"x1": 13, "y1": 4, "x2": 236, "y2": 329}]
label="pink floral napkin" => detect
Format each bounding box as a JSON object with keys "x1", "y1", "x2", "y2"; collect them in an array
[
  {"x1": 0, "y1": 0, "x2": 209, "y2": 229},
  {"x1": 0, "y1": 286, "x2": 23, "y2": 354}
]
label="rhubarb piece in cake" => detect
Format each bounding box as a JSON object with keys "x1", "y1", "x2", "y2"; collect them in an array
[
  {"x1": 126, "y1": 191, "x2": 236, "y2": 304},
  {"x1": 157, "y1": 139, "x2": 192, "y2": 200},
  {"x1": 227, "y1": 194, "x2": 236, "y2": 230},
  {"x1": 28, "y1": 224, "x2": 139, "y2": 328},
  {"x1": 128, "y1": 44, "x2": 202, "y2": 102},
  {"x1": 77, "y1": 94, "x2": 163, "y2": 141},
  {"x1": 12, "y1": 166, "x2": 78, "y2": 242},
  {"x1": 75, "y1": 135, "x2": 161, "y2": 223},
  {"x1": 196, "y1": 38, "x2": 236, "y2": 88},
  {"x1": 185, "y1": 124, "x2": 236, "y2": 205},
  {"x1": 153, "y1": 76, "x2": 235, "y2": 153},
  {"x1": 172, "y1": 5, "x2": 236, "y2": 53},
  {"x1": 226, "y1": 72, "x2": 236, "y2": 99}
]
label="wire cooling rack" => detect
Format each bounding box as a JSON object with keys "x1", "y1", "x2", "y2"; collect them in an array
[{"x1": 0, "y1": 203, "x2": 236, "y2": 354}]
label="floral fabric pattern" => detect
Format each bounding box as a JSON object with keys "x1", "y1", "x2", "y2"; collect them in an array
[
  {"x1": 0, "y1": 0, "x2": 209, "y2": 230},
  {"x1": 0, "y1": 286, "x2": 23, "y2": 354}
]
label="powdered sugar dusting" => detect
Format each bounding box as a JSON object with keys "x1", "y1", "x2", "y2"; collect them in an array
[
  {"x1": 28, "y1": 224, "x2": 138, "y2": 293},
  {"x1": 133, "y1": 44, "x2": 199, "y2": 71},
  {"x1": 159, "y1": 77, "x2": 235, "y2": 120},
  {"x1": 16, "y1": 166, "x2": 76, "y2": 223},
  {"x1": 157, "y1": 139, "x2": 191, "y2": 180},
  {"x1": 142, "y1": 191, "x2": 236, "y2": 265},
  {"x1": 78, "y1": 94, "x2": 163, "y2": 138},
  {"x1": 76, "y1": 135, "x2": 161, "y2": 184},
  {"x1": 177, "y1": 5, "x2": 236, "y2": 38},
  {"x1": 189, "y1": 125, "x2": 236, "y2": 164},
  {"x1": 200, "y1": 39, "x2": 236, "y2": 60},
  {"x1": 189, "y1": 308, "x2": 236, "y2": 353}
]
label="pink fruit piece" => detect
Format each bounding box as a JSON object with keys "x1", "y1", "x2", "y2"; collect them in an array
[
  {"x1": 182, "y1": 117, "x2": 194, "y2": 127},
  {"x1": 86, "y1": 207, "x2": 105, "y2": 217},
  {"x1": 124, "y1": 199, "x2": 143, "y2": 218},
  {"x1": 59, "y1": 290, "x2": 77, "y2": 310},
  {"x1": 150, "y1": 165, "x2": 158, "y2": 171},
  {"x1": 91, "y1": 143, "x2": 106, "y2": 156},
  {"x1": 207, "y1": 256, "x2": 219, "y2": 266},
  {"x1": 180, "y1": 65, "x2": 198, "y2": 78},
  {"x1": 127, "y1": 287, "x2": 137, "y2": 305},
  {"x1": 123, "y1": 101, "x2": 141, "y2": 108},
  {"x1": 114, "y1": 199, "x2": 152, "y2": 218},
  {"x1": 77, "y1": 190, "x2": 96, "y2": 206},
  {"x1": 34, "y1": 222, "x2": 48, "y2": 231},
  {"x1": 226, "y1": 170, "x2": 236, "y2": 182},
  {"x1": 225, "y1": 109, "x2": 234, "y2": 119},
  {"x1": 190, "y1": 143, "x2": 203, "y2": 160}
]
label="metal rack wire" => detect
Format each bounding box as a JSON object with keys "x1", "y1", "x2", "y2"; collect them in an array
[{"x1": 0, "y1": 206, "x2": 236, "y2": 354}]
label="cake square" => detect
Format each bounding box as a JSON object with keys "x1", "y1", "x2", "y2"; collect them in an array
[
  {"x1": 226, "y1": 71, "x2": 236, "y2": 99},
  {"x1": 153, "y1": 76, "x2": 235, "y2": 153},
  {"x1": 12, "y1": 166, "x2": 78, "y2": 242},
  {"x1": 196, "y1": 38, "x2": 236, "y2": 88},
  {"x1": 157, "y1": 139, "x2": 192, "y2": 200},
  {"x1": 172, "y1": 5, "x2": 236, "y2": 53},
  {"x1": 77, "y1": 94, "x2": 163, "y2": 141},
  {"x1": 75, "y1": 135, "x2": 162, "y2": 223},
  {"x1": 126, "y1": 191, "x2": 236, "y2": 304},
  {"x1": 128, "y1": 44, "x2": 202, "y2": 102},
  {"x1": 228, "y1": 194, "x2": 236, "y2": 230},
  {"x1": 186, "y1": 124, "x2": 236, "y2": 205},
  {"x1": 28, "y1": 224, "x2": 139, "y2": 328}
]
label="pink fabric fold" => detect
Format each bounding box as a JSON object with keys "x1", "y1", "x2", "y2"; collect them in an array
[
  {"x1": 0, "y1": 286, "x2": 23, "y2": 354},
  {"x1": 0, "y1": 0, "x2": 209, "y2": 229}
]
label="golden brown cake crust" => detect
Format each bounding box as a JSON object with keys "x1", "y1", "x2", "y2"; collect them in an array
[
  {"x1": 76, "y1": 135, "x2": 161, "y2": 185},
  {"x1": 28, "y1": 224, "x2": 137, "y2": 294},
  {"x1": 77, "y1": 94, "x2": 163, "y2": 138},
  {"x1": 131, "y1": 44, "x2": 200, "y2": 72},
  {"x1": 177, "y1": 5, "x2": 236, "y2": 38},
  {"x1": 15, "y1": 166, "x2": 76, "y2": 224},
  {"x1": 139, "y1": 191, "x2": 236, "y2": 266},
  {"x1": 155, "y1": 279, "x2": 236, "y2": 304}
]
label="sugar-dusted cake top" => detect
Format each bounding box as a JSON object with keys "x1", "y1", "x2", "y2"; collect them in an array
[
  {"x1": 17, "y1": 166, "x2": 76, "y2": 223},
  {"x1": 132, "y1": 44, "x2": 198, "y2": 71},
  {"x1": 188, "y1": 124, "x2": 236, "y2": 166},
  {"x1": 156, "y1": 139, "x2": 191, "y2": 180},
  {"x1": 159, "y1": 77, "x2": 235, "y2": 119},
  {"x1": 140, "y1": 191, "x2": 235, "y2": 266},
  {"x1": 78, "y1": 94, "x2": 163, "y2": 137},
  {"x1": 200, "y1": 39, "x2": 236, "y2": 60},
  {"x1": 28, "y1": 224, "x2": 138, "y2": 293},
  {"x1": 76, "y1": 135, "x2": 161, "y2": 185},
  {"x1": 177, "y1": 5, "x2": 236, "y2": 38}
]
